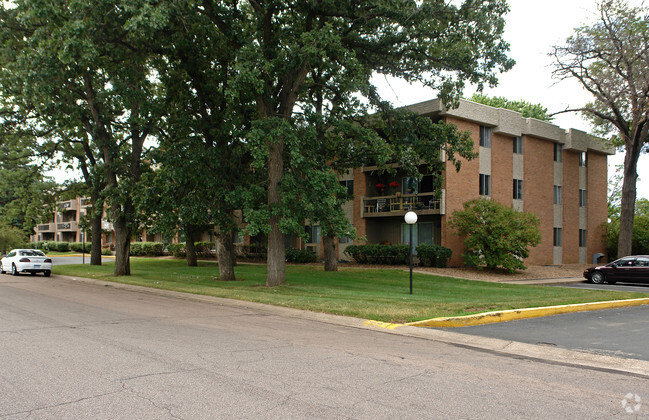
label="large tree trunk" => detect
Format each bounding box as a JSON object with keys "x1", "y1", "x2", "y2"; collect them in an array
[
  {"x1": 90, "y1": 210, "x2": 103, "y2": 265},
  {"x1": 618, "y1": 146, "x2": 640, "y2": 258},
  {"x1": 217, "y1": 232, "x2": 236, "y2": 281},
  {"x1": 323, "y1": 235, "x2": 337, "y2": 271},
  {"x1": 266, "y1": 140, "x2": 286, "y2": 287},
  {"x1": 185, "y1": 225, "x2": 198, "y2": 267},
  {"x1": 113, "y1": 217, "x2": 131, "y2": 276}
]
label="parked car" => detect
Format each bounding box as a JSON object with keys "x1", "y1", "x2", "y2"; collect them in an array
[
  {"x1": 0, "y1": 249, "x2": 52, "y2": 277},
  {"x1": 583, "y1": 255, "x2": 649, "y2": 284}
]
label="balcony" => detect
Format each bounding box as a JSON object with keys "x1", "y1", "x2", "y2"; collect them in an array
[
  {"x1": 37, "y1": 223, "x2": 55, "y2": 233},
  {"x1": 58, "y1": 200, "x2": 78, "y2": 212},
  {"x1": 57, "y1": 221, "x2": 79, "y2": 232},
  {"x1": 362, "y1": 191, "x2": 445, "y2": 218}
]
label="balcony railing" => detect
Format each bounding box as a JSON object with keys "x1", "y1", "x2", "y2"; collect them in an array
[
  {"x1": 362, "y1": 191, "x2": 445, "y2": 218},
  {"x1": 37, "y1": 223, "x2": 55, "y2": 233},
  {"x1": 56, "y1": 221, "x2": 79, "y2": 231},
  {"x1": 58, "y1": 200, "x2": 78, "y2": 212}
]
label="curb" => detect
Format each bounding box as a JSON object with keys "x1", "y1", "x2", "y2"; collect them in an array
[{"x1": 403, "y1": 298, "x2": 649, "y2": 328}]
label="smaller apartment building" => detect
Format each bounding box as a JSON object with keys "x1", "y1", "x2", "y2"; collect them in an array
[
  {"x1": 321, "y1": 99, "x2": 614, "y2": 266},
  {"x1": 32, "y1": 198, "x2": 117, "y2": 246}
]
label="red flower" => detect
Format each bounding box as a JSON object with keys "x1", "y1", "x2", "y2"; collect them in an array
[
  {"x1": 376, "y1": 183, "x2": 385, "y2": 188},
  {"x1": 389, "y1": 181, "x2": 400, "y2": 188}
]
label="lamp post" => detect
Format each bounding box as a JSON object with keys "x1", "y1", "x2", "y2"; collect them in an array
[{"x1": 404, "y1": 211, "x2": 418, "y2": 295}]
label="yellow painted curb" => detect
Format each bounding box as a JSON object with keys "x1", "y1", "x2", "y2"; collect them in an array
[
  {"x1": 404, "y1": 298, "x2": 649, "y2": 328},
  {"x1": 363, "y1": 320, "x2": 403, "y2": 330}
]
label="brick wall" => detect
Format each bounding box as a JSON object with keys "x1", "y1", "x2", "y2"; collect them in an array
[
  {"x1": 491, "y1": 132, "x2": 514, "y2": 206},
  {"x1": 442, "y1": 117, "x2": 481, "y2": 266},
  {"x1": 587, "y1": 152, "x2": 608, "y2": 260},
  {"x1": 562, "y1": 150, "x2": 580, "y2": 263},
  {"x1": 523, "y1": 136, "x2": 554, "y2": 265}
]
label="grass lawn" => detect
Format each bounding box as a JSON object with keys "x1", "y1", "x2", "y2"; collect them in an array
[{"x1": 54, "y1": 258, "x2": 649, "y2": 323}]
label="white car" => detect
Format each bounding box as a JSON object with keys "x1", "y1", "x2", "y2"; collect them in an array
[{"x1": 1, "y1": 249, "x2": 52, "y2": 277}]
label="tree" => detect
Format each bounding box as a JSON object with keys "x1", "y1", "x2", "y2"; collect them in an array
[
  {"x1": 606, "y1": 199, "x2": 649, "y2": 260},
  {"x1": 469, "y1": 94, "x2": 553, "y2": 122},
  {"x1": 0, "y1": 224, "x2": 25, "y2": 254},
  {"x1": 0, "y1": 1, "x2": 162, "y2": 275},
  {"x1": 0, "y1": 129, "x2": 55, "y2": 236},
  {"x1": 449, "y1": 199, "x2": 541, "y2": 272},
  {"x1": 207, "y1": 0, "x2": 514, "y2": 286},
  {"x1": 137, "y1": 1, "x2": 256, "y2": 278},
  {"x1": 552, "y1": 0, "x2": 649, "y2": 258}
]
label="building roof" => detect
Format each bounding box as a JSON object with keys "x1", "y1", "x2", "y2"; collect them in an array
[{"x1": 404, "y1": 98, "x2": 615, "y2": 156}]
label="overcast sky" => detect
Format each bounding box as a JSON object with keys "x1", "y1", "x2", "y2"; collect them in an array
[{"x1": 373, "y1": 0, "x2": 648, "y2": 199}]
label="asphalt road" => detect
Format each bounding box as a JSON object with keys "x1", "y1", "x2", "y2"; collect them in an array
[
  {"x1": 442, "y1": 305, "x2": 649, "y2": 361},
  {"x1": 2, "y1": 274, "x2": 649, "y2": 418}
]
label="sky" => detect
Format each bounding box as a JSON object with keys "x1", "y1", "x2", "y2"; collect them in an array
[{"x1": 372, "y1": 0, "x2": 648, "y2": 199}]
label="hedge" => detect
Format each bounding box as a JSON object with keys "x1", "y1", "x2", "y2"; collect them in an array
[
  {"x1": 344, "y1": 244, "x2": 410, "y2": 265},
  {"x1": 130, "y1": 242, "x2": 164, "y2": 257},
  {"x1": 166, "y1": 242, "x2": 215, "y2": 258},
  {"x1": 31, "y1": 241, "x2": 70, "y2": 252},
  {"x1": 70, "y1": 242, "x2": 91, "y2": 253},
  {"x1": 285, "y1": 248, "x2": 317, "y2": 263},
  {"x1": 415, "y1": 243, "x2": 452, "y2": 268}
]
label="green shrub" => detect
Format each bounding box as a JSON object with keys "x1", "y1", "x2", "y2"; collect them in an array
[
  {"x1": 101, "y1": 247, "x2": 112, "y2": 255},
  {"x1": 130, "y1": 242, "x2": 164, "y2": 256},
  {"x1": 44, "y1": 241, "x2": 70, "y2": 252},
  {"x1": 449, "y1": 198, "x2": 541, "y2": 272},
  {"x1": 70, "y1": 242, "x2": 91, "y2": 253},
  {"x1": 167, "y1": 243, "x2": 186, "y2": 257},
  {"x1": 194, "y1": 241, "x2": 215, "y2": 258},
  {"x1": 344, "y1": 244, "x2": 409, "y2": 265},
  {"x1": 286, "y1": 248, "x2": 318, "y2": 263},
  {"x1": 416, "y1": 243, "x2": 452, "y2": 267}
]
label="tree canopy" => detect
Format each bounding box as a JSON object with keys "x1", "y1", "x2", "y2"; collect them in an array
[
  {"x1": 552, "y1": 0, "x2": 649, "y2": 258},
  {"x1": 469, "y1": 94, "x2": 553, "y2": 122}
]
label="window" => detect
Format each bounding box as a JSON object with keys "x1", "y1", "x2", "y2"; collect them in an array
[
  {"x1": 554, "y1": 143, "x2": 563, "y2": 162},
  {"x1": 513, "y1": 136, "x2": 523, "y2": 154},
  {"x1": 234, "y1": 230, "x2": 245, "y2": 245},
  {"x1": 579, "y1": 229, "x2": 587, "y2": 247},
  {"x1": 479, "y1": 174, "x2": 491, "y2": 196},
  {"x1": 304, "y1": 225, "x2": 321, "y2": 244},
  {"x1": 636, "y1": 257, "x2": 649, "y2": 267},
  {"x1": 401, "y1": 177, "x2": 419, "y2": 194},
  {"x1": 513, "y1": 179, "x2": 523, "y2": 200},
  {"x1": 554, "y1": 185, "x2": 562, "y2": 204},
  {"x1": 479, "y1": 126, "x2": 491, "y2": 147},
  {"x1": 401, "y1": 222, "x2": 434, "y2": 248},
  {"x1": 579, "y1": 189, "x2": 587, "y2": 207},
  {"x1": 338, "y1": 236, "x2": 353, "y2": 244},
  {"x1": 554, "y1": 227, "x2": 562, "y2": 247},
  {"x1": 579, "y1": 152, "x2": 587, "y2": 167},
  {"x1": 339, "y1": 180, "x2": 354, "y2": 198}
]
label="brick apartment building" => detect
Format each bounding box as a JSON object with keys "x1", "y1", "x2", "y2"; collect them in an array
[
  {"x1": 33, "y1": 99, "x2": 612, "y2": 266},
  {"x1": 31, "y1": 198, "x2": 116, "y2": 247},
  {"x1": 313, "y1": 98, "x2": 613, "y2": 266}
]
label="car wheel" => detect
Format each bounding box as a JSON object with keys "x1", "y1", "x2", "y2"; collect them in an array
[
  {"x1": 0, "y1": 264, "x2": 4, "y2": 274},
  {"x1": 590, "y1": 271, "x2": 605, "y2": 284},
  {"x1": 44, "y1": 270, "x2": 51, "y2": 277},
  {"x1": 11, "y1": 264, "x2": 19, "y2": 276}
]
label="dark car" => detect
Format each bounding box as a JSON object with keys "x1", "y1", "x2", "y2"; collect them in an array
[{"x1": 583, "y1": 255, "x2": 649, "y2": 284}]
